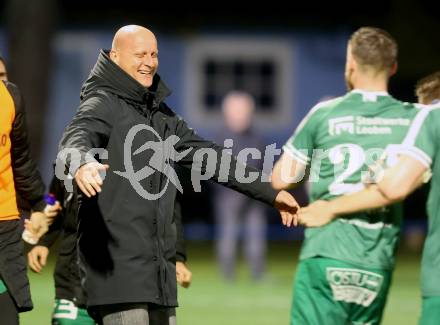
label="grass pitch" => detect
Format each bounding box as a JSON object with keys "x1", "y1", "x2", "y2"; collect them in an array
[{"x1": 21, "y1": 242, "x2": 421, "y2": 325}]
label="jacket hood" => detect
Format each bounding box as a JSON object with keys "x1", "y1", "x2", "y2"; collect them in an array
[{"x1": 80, "y1": 50, "x2": 171, "y2": 105}]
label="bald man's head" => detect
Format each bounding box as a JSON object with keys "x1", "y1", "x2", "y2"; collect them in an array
[{"x1": 110, "y1": 25, "x2": 159, "y2": 88}]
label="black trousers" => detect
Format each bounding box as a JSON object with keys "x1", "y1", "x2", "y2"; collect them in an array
[
  {"x1": 0, "y1": 291, "x2": 19, "y2": 325},
  {"x1": 0, "y1": 219, "x2": 33, "y2": 312}
]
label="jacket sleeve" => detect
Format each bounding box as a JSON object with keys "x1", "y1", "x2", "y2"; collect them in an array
[
  {"x1": 58, "y1": 93, "x2": 114, "y2": 176},
  {"x1": 7, "y1": 82, "x2": 46, "y2": 212},
  {"x1": 174, "y1": 116, "x2": 278, "y2": 206},
  {"x1": 174, "y1": 192, "x2": 187, "y2": 262},
  {"x1": 37, "y1": 177, "x2": 65, "y2": 247}
]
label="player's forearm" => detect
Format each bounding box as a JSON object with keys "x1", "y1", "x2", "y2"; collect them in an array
[
  {"x1": 271, "y1": 173, "x2": 301, "y2": 190},
  {"x1": 175, "y1": 118, "x2": 278, "y2": 206},
  {"x1": 376, "y1": 156, "x2": 427, "y2": 202},
  {"x1": 329, "y1": 158, "x2": 427, "y2": 216},
  {"x1": 271, "y1": 157, "x2": 306, "y2": 190},
  {"x1": 327, "y1": 185, "x2": 393, "y2": 217}
]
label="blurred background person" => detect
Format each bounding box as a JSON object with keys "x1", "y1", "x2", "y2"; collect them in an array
[
  {"x1": 214, "y1": 91, "x2": 268, "y2": 282},
  {"x1": 403, "y1": 70, "x2": 440, "y2": 253},
  {"x1": 0, "y1": 56, "x2": 51, "y2": 325},
  {"x1": 416, "y1": 70, "x2": 440, "y2": 105}
]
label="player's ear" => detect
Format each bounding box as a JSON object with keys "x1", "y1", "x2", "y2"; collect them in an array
[
  {"x1": 351, "y1": 56, "x2": 359, "y2": 72},
  {"x1": 389, "y1": 62, "x2": 398, "y2": 77},
  {"x1": 346, "y1": 54, "x2": 356, "y2": 73}
]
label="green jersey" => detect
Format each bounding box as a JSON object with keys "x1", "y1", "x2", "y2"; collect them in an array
[
  {"x1": 284, "y1": 90, "x2": 418, "y2": 270},
  {"x1": 398, "y1": 104, "x2": 440, "y2": 296}
]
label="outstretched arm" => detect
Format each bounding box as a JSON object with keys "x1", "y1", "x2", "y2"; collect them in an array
[
  {"x1": 58, "y1": 94, "x2": 113, "y2": 197},
  {"x1": 174, "y1": 116, "x2": 299, "y2": 227}
]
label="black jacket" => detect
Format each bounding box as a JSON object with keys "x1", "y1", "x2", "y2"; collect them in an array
[
  {"x1": 58, "y1": 50, "x2": 277, "y2": 307},
  {"x1": 38, "y1": 176, "x2": 188, "y2": 308}
]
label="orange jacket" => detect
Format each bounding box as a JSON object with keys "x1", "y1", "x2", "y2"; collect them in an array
[
  {"x1": 0, "y1": 81, "x2": 45, "y2": 220},
  {"x1": 0, "y1": 80, "x2": 18, "y2": 219}
]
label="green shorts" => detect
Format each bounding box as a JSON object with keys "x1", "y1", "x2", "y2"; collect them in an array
[
  {"x1": 52, "y1": 299, "x2": 95, "y2": 325},
  {"x1": 291, "y1": 257, "x2": 392, "y2": 325},
  {"x1": 419, "y1": 296, "x2": 440, "y2": 325}
]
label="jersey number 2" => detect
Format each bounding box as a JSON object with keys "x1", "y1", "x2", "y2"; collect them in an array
[{"x1": 328, "y1": 143, "x2": 366, "y2": 195}]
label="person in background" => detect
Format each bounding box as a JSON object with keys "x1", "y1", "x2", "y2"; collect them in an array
[
  {"x1": 0, "y1": 54, "x2": 54, "y2": 324},
  {"x1": 416, "y1": 71, "x2": 440, "y2": 105},
  {"x1": 214, "y1": 91, "x2": 267, "y2": 281}
]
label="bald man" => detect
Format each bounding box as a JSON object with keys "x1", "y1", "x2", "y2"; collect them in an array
[{"x1": 58, "y1": 25, "x2": 299, "y2": 325}]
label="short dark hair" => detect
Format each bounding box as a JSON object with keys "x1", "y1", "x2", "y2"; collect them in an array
[
  {"x1": 415, "y1": 71, "x2": 440, "y2": 104},
  {"x1": 349, "y1": 27, "x2": 398, "y2": 73}
]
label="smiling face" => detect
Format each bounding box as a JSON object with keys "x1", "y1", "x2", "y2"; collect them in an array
[{"x1": 110, "y1": 26, "x2": 158, "y2": 88}]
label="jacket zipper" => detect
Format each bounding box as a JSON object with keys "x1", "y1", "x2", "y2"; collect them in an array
[{"x1": 145, "y1": 95, "x2": 168, "y2": 305}]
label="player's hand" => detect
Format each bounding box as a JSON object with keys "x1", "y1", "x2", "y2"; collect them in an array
[
  {"x1": 24, "y1": 211, "x2": 50, "y2": 242},
  {"x1": 44, "y1": 201, "x2": 62, "y2": 221},
  {"x1": 176, "y1": 261, "x2": 192, "y2": 288},
  {"x1": 27, "y1": 246, "x2": 49, "y2": 273},
  {"x1": 274, "y1": 190, "x2": 300, "y2": 227},
  {"x1": 298, "y1": 200, "x2": 335, "y2": 227},
  {"x1": 75, "y1": 162, "x2": 109, "y2": 197}
]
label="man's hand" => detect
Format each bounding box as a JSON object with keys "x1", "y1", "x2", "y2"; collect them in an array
[
  {"x1": 75, "y1": 162, "x2": 109, "y2": 197},
  {"x1": 24, "y1": 211, "x2": 51, "y2": 243},
  {"x1": 274, "y1": 190, "x2": 300, "y2": 227},
  {"x1": 44, "y1": 201, "x2": 62, "y2": 219},
  {"x1": 299, "y1": 200, "x2": 335, "y2": 227},
  {"x1": 176, "y1": 261, "x2": 192, "y2": 288},
  {"x1": 27, "y1": 246, "x2": 49, "y2": 273}
]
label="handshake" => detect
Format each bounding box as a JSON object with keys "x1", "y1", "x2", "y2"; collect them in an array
[{"x1": 22, "y1": 196, "x2": 62, "y2": 244}]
